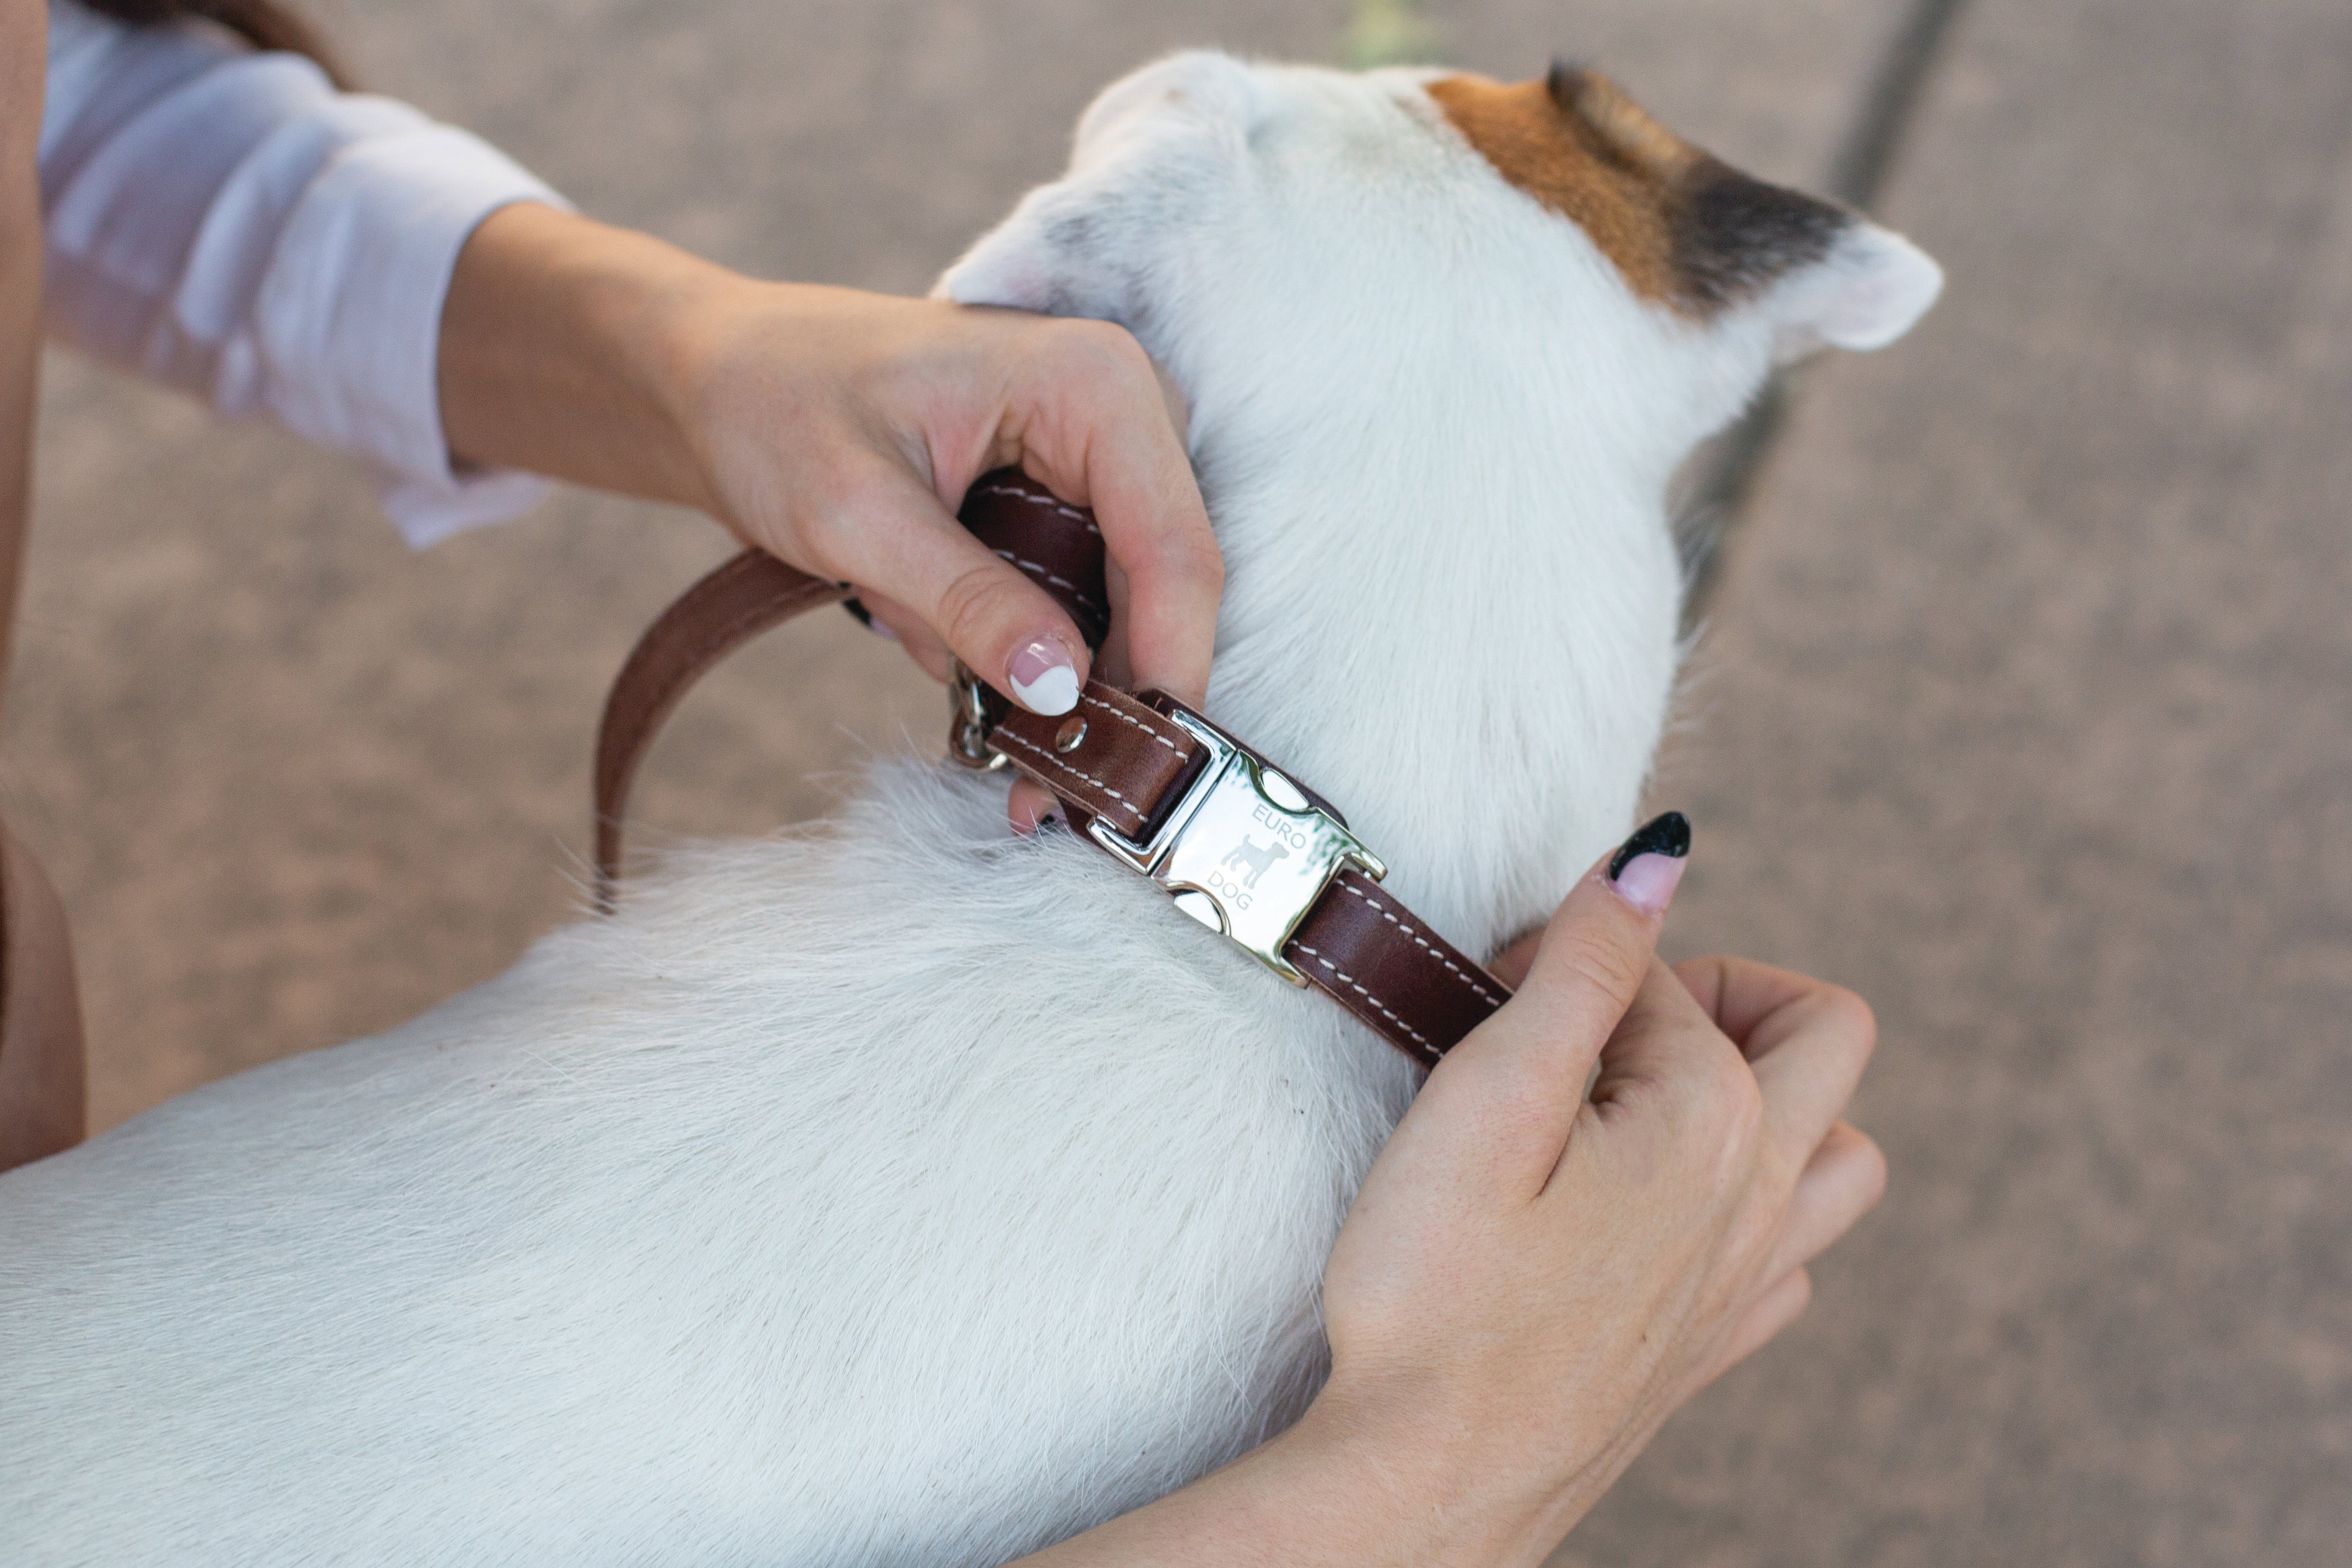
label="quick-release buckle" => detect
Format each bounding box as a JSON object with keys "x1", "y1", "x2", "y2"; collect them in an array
[{"x1": 1085, "y1": 709, "x2": 1388, "y2": 985}]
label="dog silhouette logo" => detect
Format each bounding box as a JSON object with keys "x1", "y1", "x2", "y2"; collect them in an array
[{"x1": 1220, "y1": 835, "x2": 1291, "y2": 890}]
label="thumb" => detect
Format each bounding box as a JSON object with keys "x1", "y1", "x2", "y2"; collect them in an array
[
  {"x1": 1434, "y1": 813, "x2": 1692, "y2": 1154},
  {"x1": 818, "y1": 461, "x2": 1096, "y2": 717}
]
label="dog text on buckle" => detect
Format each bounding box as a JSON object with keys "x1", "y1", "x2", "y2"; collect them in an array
[{"x1": 1084, "y1": 710, "x2": 1387, "y2": 985}]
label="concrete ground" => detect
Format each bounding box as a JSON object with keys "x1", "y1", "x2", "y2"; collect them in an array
[{"x1": 17, "y1": 0, "x2": 2349, "y2": 1561}]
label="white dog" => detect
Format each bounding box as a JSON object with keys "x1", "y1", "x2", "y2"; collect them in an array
[{"x1": 0, "y1": 53, "x2": 1937, "y2": 1566}]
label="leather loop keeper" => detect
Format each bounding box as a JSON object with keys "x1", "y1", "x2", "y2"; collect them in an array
[{"x1": 990, "y1": 684, "x2": 1207, "y2": 842}]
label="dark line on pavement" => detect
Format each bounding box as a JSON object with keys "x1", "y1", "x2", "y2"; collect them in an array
[
  {"x1": 1676, "y1": 0, "x2": 1973, "y2": 625},
  {"x1": 1826, "y1": 0, "x2": 1975, "y2": 209}
]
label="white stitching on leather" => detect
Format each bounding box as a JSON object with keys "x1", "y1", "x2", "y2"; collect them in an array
[
  {"x1": 992, "y1": 550, "x2": 1107, "y2": 619},
  {"x1": 978, "y1": 484, "x2": 1102, "y2": 536},
  {"x1": 996, "y1": 730, "x2": 1140, "y2": 829},
  {"x1": 1336, "y1": 878, "x2": 1502, "y2": 1007},
  {"x1": 1080, "y1": 693, "x2": 1185, "y2": 754},
  {"x1": 1294, "y1": 944, "x2": 1437, "y2": 1054}
]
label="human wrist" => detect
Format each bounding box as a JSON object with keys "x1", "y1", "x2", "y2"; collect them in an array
[
  {"x1": 590, "y1": 237, "x2": 766, "y2": 520},
  {"x1": 1284, "y1": 1370, "x2": 1600, "y2": 1568},
  {"x1": 630, "y1": 273, "x2": 859, "y2": 542}
]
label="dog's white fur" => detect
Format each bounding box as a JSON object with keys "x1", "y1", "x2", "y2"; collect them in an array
[{"x1": 0, "y1": 55, "x2": 1937, "y2": 1566}]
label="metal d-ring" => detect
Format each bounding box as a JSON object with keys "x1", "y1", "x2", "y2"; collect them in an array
[{"x1": 948, "y1": 661, "x2": 1010, "y2": 770}]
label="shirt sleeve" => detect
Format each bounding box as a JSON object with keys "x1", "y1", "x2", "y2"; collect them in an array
[{"x1": 39, "y1": 0, "x2": 570, "y2": 547}]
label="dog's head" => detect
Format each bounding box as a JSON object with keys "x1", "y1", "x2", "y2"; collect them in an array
[{"x1": 940, "y1": 52, "x2": 1939, "y2": 477}]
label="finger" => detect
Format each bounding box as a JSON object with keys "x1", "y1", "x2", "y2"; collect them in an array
[
  {"x1": 1750, "y1": 985, "x2": 1877, "y2": 1167},
  {"x1": 858, "y1": 569, "x2": 1068, "y2": 838},
  {"x1": 1708, "y1": 1266, "x2": 1813, "y2": 1383},
  {"x1": 1088, "y1": 358, "x2": 1197, "y2": 696},
  {"x1": 1672, "y1": 955, "x2": 1877, "y2": 1169},
  {"x1": 857, "y1": 591, "x2": 955, "y2": 685},
  {"x1": 819, "y1": 459, "x2": 1093, "y2": 716},
  {"x1": 1767, "y1": 1122, "x2": 1887, "y2": 1280},
  {"x1": 1002, "y1": 323, "x2": 1222, "y2": 707},
  {"x1": 1435, "y1": 814, "x2": 1691, "y2": 1159},
  {"x1": 1487, "y1": 927, "x2": 1544, "y2": 990},
  {"x1": 1008, "y1": 777, "x2": 1060, "y2": 835},
  {"x1": 1582, "y1": 953, "x2": 1755, "y2": 1146},
  {"x1": 1672, "y1": 954, "x2": 1842, "y2": 1053},
  {"x1": 864, "y1": 587, "x2": 1058, "y2": 835}
]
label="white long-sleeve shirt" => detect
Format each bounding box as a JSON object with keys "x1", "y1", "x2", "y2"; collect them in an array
[{"x1": 39, "y1": 1, "x2": 565, "y2": 546}]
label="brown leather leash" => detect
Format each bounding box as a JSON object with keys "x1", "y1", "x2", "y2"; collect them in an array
[{"x1": 593, "y1": 471, "x2": 1508, "y2": 1068}]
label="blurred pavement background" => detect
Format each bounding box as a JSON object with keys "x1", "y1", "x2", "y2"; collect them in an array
[{"x1": 20, "y1": 0, "x2": 2351, "y2": 1561}]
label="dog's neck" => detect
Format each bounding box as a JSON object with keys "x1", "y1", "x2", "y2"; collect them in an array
[{"x1": 1156, "y1": 305, "x2": 1727, "y2": 957}]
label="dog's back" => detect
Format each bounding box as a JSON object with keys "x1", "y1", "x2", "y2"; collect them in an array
[{"x1": 3, "y1": 775, "x2": 1407, "y2": 1562}]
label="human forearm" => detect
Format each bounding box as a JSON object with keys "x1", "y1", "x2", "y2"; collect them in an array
[
  {"x1": 1008, "y1": 1392, "x2": 1572, "y2": 1568},
  {"x1": 437, "y1": 202, "x2": 724, "y2": 515}
]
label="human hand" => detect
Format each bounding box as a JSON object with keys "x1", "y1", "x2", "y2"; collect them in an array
[
  {"x1": 1013, "y1": 818, "x2": 1885, "y2": 1568},
  {"x1": 439, "y1": 207, "x2": 1220, "y2": 831},
  {"x1": 669, "y1": 283, "x2": 1218, "y2": 830},
  {"x1": 671, "y1": 283, "x2": 1211, "y2": 690},
  {"x1": 1305, "y1": 818, "x2": 1886, "y2": 1561}
]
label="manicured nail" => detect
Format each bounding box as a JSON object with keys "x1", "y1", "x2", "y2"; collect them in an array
[
  {"x1": 1008, "y1": 637, "x2": 1080, "y2": 715},
  {"x1": 1607, "y1": 811, "x2": 1690, "y2": 915},
  {"x1": 842, "y1": 598, "x2": 897, "y2": 641}
]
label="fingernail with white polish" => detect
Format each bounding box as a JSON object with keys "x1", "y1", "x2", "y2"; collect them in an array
[
  {"x1": 1608, "y1": 811, "x2": 1691, "y2": 915},
  {"x1": 1008, "y1": 638, "x2": 1080, "y2": 715}
]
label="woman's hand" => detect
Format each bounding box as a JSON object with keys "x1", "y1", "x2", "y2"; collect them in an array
[
  {"x1": 437, "y1": 204, "x2": 1219, "y2": 829},
  {"x1": 1015, "y1": 821, "x2": 1886, "y2": 1566},
  {"x1": 1308, "y1": 840, "x2": 1885, "y2": 1560}
]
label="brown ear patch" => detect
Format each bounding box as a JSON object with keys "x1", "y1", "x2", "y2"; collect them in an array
[{"x1": 1426, "y1": 65, "x2": 1850, "y2": 313}]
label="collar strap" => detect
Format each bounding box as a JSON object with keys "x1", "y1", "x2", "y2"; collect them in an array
[
  {"x1": 989, "y1": 684, "x2": 1505, "y2": 1062},
  {"x1": 593, "y1": 471, "x2": 1508, "y2": 1067}
]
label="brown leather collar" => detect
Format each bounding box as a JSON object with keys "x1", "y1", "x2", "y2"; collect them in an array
[{"x1": 593, "y1": 472, "x2": 1510, "y2": 1067}]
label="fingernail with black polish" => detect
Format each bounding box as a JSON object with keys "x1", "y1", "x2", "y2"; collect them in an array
[
  {"x1": 840, "y1": 597, "x2": 898, "y2": 642},
  {"x1": 1608, "y1": 811, "x2": 1690, "y2": 915}
]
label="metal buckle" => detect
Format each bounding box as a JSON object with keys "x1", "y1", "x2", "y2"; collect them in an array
[
  {"x1": 948, "y1": 662, "x2": 1010, "y2": 771},
  {"x1": 1085, "y1": 709, "x2": 1387, "y2": 985}
]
